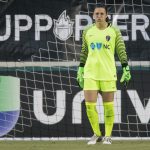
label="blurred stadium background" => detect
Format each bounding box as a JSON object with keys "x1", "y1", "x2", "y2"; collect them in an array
[{"x1": 0, "y1": 0, "x2": 150, "y2": 149}]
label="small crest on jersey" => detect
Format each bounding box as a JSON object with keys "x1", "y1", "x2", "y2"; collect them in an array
[{"x1": 106, "y1": 35, "x2": 110, "y2": 41}]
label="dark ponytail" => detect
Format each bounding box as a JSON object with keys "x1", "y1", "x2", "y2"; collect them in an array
[{"x1": 106, "y1": 16, "x2": 109, "y2": 22}]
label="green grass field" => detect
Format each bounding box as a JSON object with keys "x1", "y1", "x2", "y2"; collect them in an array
[{"x1": 0, "y1": 141, "x2": 149, "y2": 150}]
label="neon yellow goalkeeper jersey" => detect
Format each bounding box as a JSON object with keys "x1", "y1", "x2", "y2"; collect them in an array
[{"x1": 80, "y1": 23, "x2": 128, "y2": 81}]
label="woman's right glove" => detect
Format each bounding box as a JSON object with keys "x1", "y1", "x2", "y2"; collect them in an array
[{"x1": 77, "y1": 67, "x2": 84, "y2": 89}]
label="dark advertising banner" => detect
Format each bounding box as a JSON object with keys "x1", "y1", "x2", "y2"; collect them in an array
[
  {"x1": 0, "y1": 0, "x2": 150, "y2": 61},
  {"x1": 0, "y1": 0, "x2": 150, "y2": 138},
  {"x1": 0, "y1": 68, "x2": 149, "y2": 138}
]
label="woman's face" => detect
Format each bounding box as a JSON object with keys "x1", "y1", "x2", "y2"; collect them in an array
[{"x1": 93, "y1": 7, "x2": 107, "y2": 23}]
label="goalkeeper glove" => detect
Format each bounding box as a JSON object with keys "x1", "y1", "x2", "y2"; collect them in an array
[
  {"x1": 120, "y1": 65, "x2": 131, "y2": 88},
  {"x1": 77, "y1": 67, "x2": 84, "y2": 89}
]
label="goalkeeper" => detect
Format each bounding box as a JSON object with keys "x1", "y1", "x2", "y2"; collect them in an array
[{"x1": 77, "y1": 3, "x2": 131, "y2": 145}]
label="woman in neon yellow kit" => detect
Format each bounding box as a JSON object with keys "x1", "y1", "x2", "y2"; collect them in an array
[{"x1": 77, "y1": 4, "x2": 131, "y2": 145}]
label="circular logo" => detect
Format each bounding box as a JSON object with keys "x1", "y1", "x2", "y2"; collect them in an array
[
  {"x1": 0, "y1": 76, "x2": 20, "y2": 137},
  {"x1": 90, "y1": 43, "x2": 95, "y2": 50}
]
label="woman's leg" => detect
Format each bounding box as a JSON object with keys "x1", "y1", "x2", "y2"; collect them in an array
[
  {"x1": 84, "y1": 90, "x2": 101, "y2": 137},
  {"x1": 102, "y1": 91, "x2": 115, "y2": 137}
]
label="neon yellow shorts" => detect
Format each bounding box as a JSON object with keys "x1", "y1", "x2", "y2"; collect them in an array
[{"x1": 84, "y1": 78, "x2": 117, "y2": 92}]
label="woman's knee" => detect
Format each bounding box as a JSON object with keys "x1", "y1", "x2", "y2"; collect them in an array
[{"x1": 84, "y1": 90, "x2": 98, "y2": 102}]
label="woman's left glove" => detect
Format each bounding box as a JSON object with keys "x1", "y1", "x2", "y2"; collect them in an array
[{"x1": 120, "y1": 65, "x2": 131, "y2": 88}]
